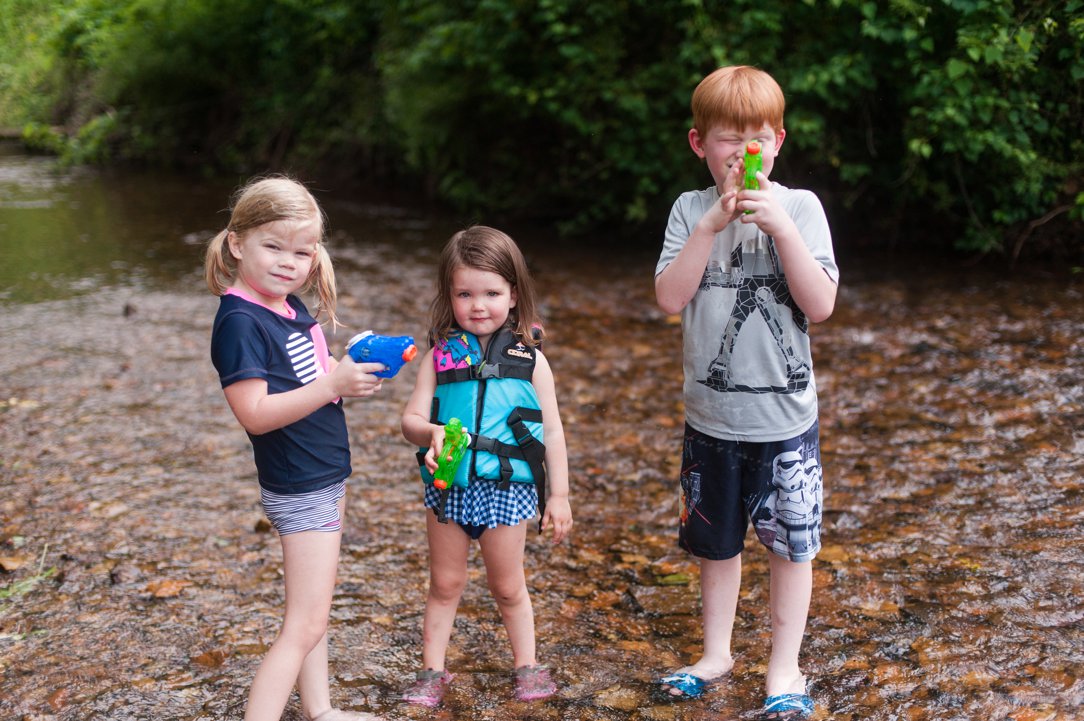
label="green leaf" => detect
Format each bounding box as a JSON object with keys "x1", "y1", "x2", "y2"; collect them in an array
[
  {"x1": 947, "y1": 58, "x2": 969, "y2": 79},
  {"x1": 1015, "y1": 28, "x2": 1034, "y2": 53}
]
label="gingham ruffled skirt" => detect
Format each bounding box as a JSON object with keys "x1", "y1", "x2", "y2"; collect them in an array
[{"x1": 423, "y1": 479, "x2": 537, "y2": 527}]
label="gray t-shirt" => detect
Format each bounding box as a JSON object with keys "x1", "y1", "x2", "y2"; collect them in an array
[{"x1": 656, "y1": 183, "x2": 839, "y2": 442}]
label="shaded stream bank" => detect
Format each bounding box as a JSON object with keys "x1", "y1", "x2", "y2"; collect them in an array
[{"x1": 1, "y1": 149, "x2": 1082, "y2": 720}]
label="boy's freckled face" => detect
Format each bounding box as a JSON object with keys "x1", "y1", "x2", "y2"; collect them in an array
[{"x1": 689, "y1": 121, "x2": 785, "y2": 191}]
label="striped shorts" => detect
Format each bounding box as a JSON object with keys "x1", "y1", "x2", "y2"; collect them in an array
[{"x1": 260, "y1": 479, "x2": 347, "y2": 536}]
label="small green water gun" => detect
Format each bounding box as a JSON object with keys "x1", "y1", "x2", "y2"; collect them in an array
[
  {"x1": 743, "y1": 140, "x2": 762, "y2": 214},
  {"x1": 433, "y1": 418, "x2": 469, "y2": 491},
  {"x1": 432, "y1": 418, "x2": 470, "y2": 524}
]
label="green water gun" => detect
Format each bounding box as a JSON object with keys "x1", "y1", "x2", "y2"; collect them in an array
[
  {"x1": 432, "y1": 417, "x2": 470, "y2": 523},
  {"x1": 433, "y1": 417, "x2": 469, "y2": 490},
  {"x1": 743, "y1": 140, "x2": 763, "y2": 214}
]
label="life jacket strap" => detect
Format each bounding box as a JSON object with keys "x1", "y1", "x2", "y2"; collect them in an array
[
  {"x1": 416, "y1": 446, "x2": 453, "y2": 524},
  {"x1": 436, "y1": 488, "x2": 451, "y2": 524},
  {"x1": 470, "y1": 434, "x2": 528, "y2": 461},
  {"x1": 507, "y1": 407, "x2": 547, "y2": 530},
  {"x1": 435, "y1": 362, "x2": 534, "y2": 385},
  {"x1": 470, "y1": 406, "x2": 545, "y2": 502}
]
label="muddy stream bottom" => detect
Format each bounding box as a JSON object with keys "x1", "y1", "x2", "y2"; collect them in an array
[{"x1": 1, "y1": 241, "x2": 1081, "y2": 721}]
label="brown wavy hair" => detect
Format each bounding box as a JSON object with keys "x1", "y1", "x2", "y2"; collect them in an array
[{"x1": 428, "y1": 226, "x2": 543, "y2": 348}]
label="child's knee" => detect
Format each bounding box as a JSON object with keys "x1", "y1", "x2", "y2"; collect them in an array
[
  {"x1": 280, "y1": 614, "x2": 329, "y2": 650},
  {"x1": 429, "y1": 569, "x2": 467, "y2": 602},
  {"x1": 488, "y1": 578, "x2": 528, "y2": 608}
]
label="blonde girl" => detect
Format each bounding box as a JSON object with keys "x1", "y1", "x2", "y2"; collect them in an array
[
  {"x1": 400, "y1": 226, "x2": 573, "y2": 707},
  {"x1": 206, "y1": 176, "x2": 385, "y2": 721}
]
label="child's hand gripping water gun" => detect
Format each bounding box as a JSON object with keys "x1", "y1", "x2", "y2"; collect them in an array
[
  {"x1": 433, "y1": 418, "x2": 470, "y2": 490},
  {"x1": 345, "y1": 331, "x2": 417, "y2": 378},
  {"x1": 743, "y1": 140, "x2": 763, "y2": 215},
  {"x1": 433, "y1": 417, "x2": 470, "y2": 523}
]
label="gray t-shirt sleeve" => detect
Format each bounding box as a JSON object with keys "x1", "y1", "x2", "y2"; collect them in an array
[
  {"x1": 784, "y1": 188, "x2": 839, "y2": 285},
  {"x1": 656, "y1": 188, "x2": 717, "y2": 278}
]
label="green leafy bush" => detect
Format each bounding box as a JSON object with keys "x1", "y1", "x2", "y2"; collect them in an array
[
  {"x1": 378, "y1": 0, "x2": 1083, "y2": 255},
  {"x1": 0, "y1": 1, "x2": 57, "y2": 128},
  {"x1": 22, "y1": 0, "x2": 390, "y2": 170},
  {"x1": 378, "y1": 0, "x2": 712, "y2": 232},
  {"x1": 1, "y1": 0, "x2": 1080, "y2": 257}
]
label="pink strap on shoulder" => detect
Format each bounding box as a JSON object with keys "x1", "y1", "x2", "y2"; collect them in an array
[{"x1": 433, "y1": 331, "x2": 479, "y2": 372}]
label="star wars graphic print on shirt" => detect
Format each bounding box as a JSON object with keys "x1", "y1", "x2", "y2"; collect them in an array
[
  {"x1": 657, "y1": 183, "x2": 837, "y2": 442},
  {"x1": 697, "y1": 233, "x2": 810, "y2": 395}
]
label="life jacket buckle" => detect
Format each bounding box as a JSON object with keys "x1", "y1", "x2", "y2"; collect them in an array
[
  {"x1": 473, "y1": 362, "x2": 501, "y2": 380},
  {"x1": 471, "y1": 435, "x2": 498, "y2": 454},
  {"x1": 511, "y1": 424, "x2": 537, "y2": 449}
]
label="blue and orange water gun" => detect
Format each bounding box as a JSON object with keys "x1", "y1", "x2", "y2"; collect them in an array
[{"x1": 345, "y1": 331, "x2": 417, "y2": 378}]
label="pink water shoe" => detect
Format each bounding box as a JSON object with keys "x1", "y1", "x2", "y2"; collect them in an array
[
  {"x1": 401, "y1": 669, "x2": 454, "y2": 707},
  {"x1": 514, "y1": 664, "x2": 557, "y2": 701}
]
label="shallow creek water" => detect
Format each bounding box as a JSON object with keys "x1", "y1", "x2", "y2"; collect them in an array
[{"x1": 1, "y1": 147, "x2": 1081, "y2": 720}]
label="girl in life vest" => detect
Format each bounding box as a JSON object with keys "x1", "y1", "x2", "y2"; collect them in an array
[{"x1": 400, "y1": 226, "x2": 573, "y2": 707}]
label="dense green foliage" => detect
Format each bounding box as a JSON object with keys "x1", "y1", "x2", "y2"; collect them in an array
[
  {"x1": 1, "y1": 0, "x2": 1081, "y2": 256},
  {"x1": 4, "y1": 0, "x2": 389, "y2": 172},
  {"x1": 0, "y1": 0, "x2": 56, "y2": 129}
]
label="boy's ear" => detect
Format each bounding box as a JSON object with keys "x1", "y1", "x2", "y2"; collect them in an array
[
  {"x1": 688, "y1": 128, "x2": 707, "y2": 159},
  {"x1": 775, "y1": 128, "x2": 787, "y2": 154}
]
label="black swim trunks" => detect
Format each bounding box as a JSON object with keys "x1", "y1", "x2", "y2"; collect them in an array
[{"x1": 677, "y1": 421, "x2": 822, "y2": 562}]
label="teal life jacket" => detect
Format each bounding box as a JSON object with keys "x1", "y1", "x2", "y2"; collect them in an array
[{"x1": 419, "y1": 327, "x2": 547, "y2": 524}]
